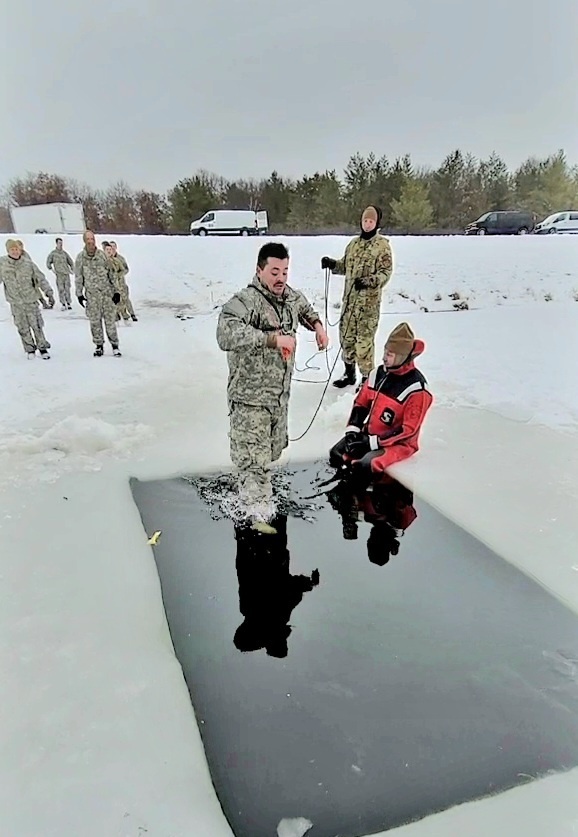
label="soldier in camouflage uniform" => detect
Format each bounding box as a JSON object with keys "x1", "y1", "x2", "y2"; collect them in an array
[
  {"x1": 16, "y1": 240, "x2": 55, "y2": 310},
  {"x1": 46, "y1": 237, "x2": 74, "y2": 310},
  {"x1": 0, "y1": 239, "x2": 53, "y2": 358},
  {"x1": 217, "y1": 241, "x2": 328, "y2": 529},
  {"x1": 110, "y1": 241, "x2": 137, "y2": 322},
  {"x1": 321, "y1": 205, "x2": 393, "y2": 389},
  {"x1": 75, "y1": 230, "x2": 123, "y2": 357}
]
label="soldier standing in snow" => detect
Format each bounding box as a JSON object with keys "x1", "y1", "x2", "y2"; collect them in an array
[
  {"x1": 321, "y1": 205, "x2": 393, "y2": 389},
  {"x1": 46, "y1": 237, "x2": 74, "y2": 310},
  {"x1": 109, "y1": 241, "x2": 137, "y2": 322},
  {"x1": 0, "y1": 239, "x2": 54, "y2": 358},
  {"x1": 217, "y1": 241, "x2": 329, "y2": 530},
  {"x1": 16, "y1": 240, "x2": 55, "y2": 310},
  {"x1": 74, "y1": 230, "x2": 123, "y2": 357}
]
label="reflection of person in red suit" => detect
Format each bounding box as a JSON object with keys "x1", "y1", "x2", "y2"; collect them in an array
[
  {"x1": 327, "y1": 473, "x2": 417, "y2": 565},
  {"x1": 329, "y1": 322, "x2": 433, "y2": 482}
]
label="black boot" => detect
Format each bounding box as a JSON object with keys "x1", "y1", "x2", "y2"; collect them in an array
[{"x1": 332, "y1": 362, "x2": 356, "y2": 389}]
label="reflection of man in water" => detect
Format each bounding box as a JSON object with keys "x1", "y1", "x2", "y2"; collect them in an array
[
  {"x1": 327, "y1": 474, "x2": 417, "y2": 566},
  {"x1": 233, "y1": 515, "x2": 320, "y2": 658}
]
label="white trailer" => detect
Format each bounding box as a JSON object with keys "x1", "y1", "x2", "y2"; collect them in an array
[
  {"x1": 190, "y1": 209, "x2": 269, "y2": 236},
  {"x1": 9, "y1": 202, "x2": 86, "y2": 235}
]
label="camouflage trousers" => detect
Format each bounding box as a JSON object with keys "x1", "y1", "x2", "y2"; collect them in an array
[
  {"x1": 86, "y1": 292, "x2": 119, "y2": 347},
  {"x1": 117, "y1": 280, "x2": 135, "y2": 320},
  {"x1": 228, "y1": 400, "x2": 289, "y2": 506},
  {"x1": 11, "y1": 304, "x2": 50, "y2": 354},
  {"x1": 55, "y1": 273, "x2": 72, "y2": 306},
  {"x1": 339, "y1": 300, "x2": 380, "y2": 376}
]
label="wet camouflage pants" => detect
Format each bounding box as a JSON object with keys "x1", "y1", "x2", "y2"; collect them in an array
[
  {"x1": 117, "y1": 280, "x2": 135, "y2": 319},
  {"x1": 86, "y1": 293, "x2": 119, "y2": 347},
  {"x1": 339, "y1": 300, "x2": 380, "y2": 375},
  {"x1": 228, "y1": 400, "x2": 289, "y2": 505},
  {"x1": 55, "y1": 273, "x2": 72, "y2": 306},
  {"x1": 11, "y1": 304, "x2": 50, "y2": 354}
]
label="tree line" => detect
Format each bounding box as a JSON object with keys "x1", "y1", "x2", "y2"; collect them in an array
[{"x1": 1, "y1": 148, "x2": 577, "y2": 235}]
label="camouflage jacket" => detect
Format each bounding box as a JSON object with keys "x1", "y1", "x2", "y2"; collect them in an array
[
  {"x1": 75, "y1": 249, "x2": 121, "y2": 298},
  {"x1": 216, "y1": 275, "x2": 321, "y2": 407},
  {"x1": 332, "y1": 234, "x2": 393, "y2": 310},
  {"x1": 46, "y1": 248, "x2": 74, "y2": 274},
  {"x1": 0, "y1": 254, "x2": 54, "y2": 306},
  {"x1": 109, "y1": 253, "x2": 129, "y2": 281}
]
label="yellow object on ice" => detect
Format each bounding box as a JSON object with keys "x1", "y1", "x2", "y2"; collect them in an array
[
  {"x1": 252, "y1": 520, "x2": 277, "y2": 535},
  {"x1": 147, "y1": 530, "x2": 162, "y2": 545}
]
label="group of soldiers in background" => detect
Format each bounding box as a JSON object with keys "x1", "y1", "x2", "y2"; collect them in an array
[{"x1": 0, "y1": 232, "x2": 137, "y2": 359}]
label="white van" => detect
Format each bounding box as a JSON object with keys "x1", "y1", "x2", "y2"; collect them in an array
[
  {"x1": 535, "y1": 211, "x2": 578, "y2": 234},
  {"x1": 190, "y1": 209, "x2": 268, "y2": 236}
]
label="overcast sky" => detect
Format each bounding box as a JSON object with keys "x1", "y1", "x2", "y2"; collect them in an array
[{"x1": 2, "y1": 0, "x2": 577, "y2": 192}]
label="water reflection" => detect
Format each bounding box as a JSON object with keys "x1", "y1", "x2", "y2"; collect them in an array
[
  {"x1": 233, "y1": 515, "x2": 320, "y2": 658},
  {"x1": 326, "y1": 474, "x2": 417, "y2": 565}
]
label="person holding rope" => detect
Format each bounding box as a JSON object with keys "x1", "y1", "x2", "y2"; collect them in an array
[
  {"x1": 321, "y1": 205, "x2": 393, "y2": 389},
  {"x1": 217, "y1": 242, "x2": 329, "y2": 531},
  {"x1": 329, "y1": 322, "x2": 432, "y2": 483}
]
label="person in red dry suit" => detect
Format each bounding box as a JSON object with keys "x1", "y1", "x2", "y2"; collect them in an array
[{"x1": 329, "y1": 322, "x2": 433, "y2": 482}]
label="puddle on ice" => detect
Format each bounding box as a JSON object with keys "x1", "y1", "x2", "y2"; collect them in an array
[{"x1": 130, "y1": 461, "x2": 578, "y2": 837}]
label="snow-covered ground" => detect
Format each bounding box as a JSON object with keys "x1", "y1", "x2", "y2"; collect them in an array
[{"x1": 1, "y1": 233, "x2": 577, "y2": 836}]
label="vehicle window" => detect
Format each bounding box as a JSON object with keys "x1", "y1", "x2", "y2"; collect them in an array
[
  {"x1": 487, "y1": 213, "x2": 498, "y2": 222},
  {"x1": 202, "y1": 212, "x2": 215, "y2": 222},
  {"x1": 569, "y1": 213, "x2": 578, "y2": 221},
  {"x1": 552, "y1": 213, "x2": 566, "y2": 223},
  {"x1": 477, "y1": 212, "x2": 490, "y2": 222}
]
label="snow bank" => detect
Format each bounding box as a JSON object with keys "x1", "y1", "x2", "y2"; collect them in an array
[{"x1": 1, "y1": 233, "x2": 578, "y2": 836}]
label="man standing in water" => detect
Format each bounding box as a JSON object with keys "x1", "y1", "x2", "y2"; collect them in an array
[{"x1": 217, "y1": 241, "x2": 329, "y2": 531}]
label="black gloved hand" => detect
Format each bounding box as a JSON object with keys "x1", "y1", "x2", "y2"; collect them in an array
[
  {"x1": 321, "y1": 256, "x2": 336, "y2": 270},
  {"x1": 77, "y1": 295, "x2": 86, "y2": 307},
  {"x1": 346, "y1": 435, "x2": 371, "y2": 459},
  {"x1": 354, "y1": 278, "x2": 368, "y2": 291},
  {"x1": 112, "y1": 292, "x2": 121, "y2": 304}
]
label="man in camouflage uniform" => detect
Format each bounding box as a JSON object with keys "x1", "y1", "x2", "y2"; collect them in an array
[
  {"x1": 321, "y1": 205, "x2": 393, "y2": 389},
  {"x1": 16, "y1": 240, "x2": 55, "y2": 310},
  {"x1": 46, "y1": 237, "x2": 74, "y2": 310},
  {"x1": 75, "y1": 230, "x2": 123, "y2": 357},
  {"x1": 110, "y1": 241, "x2": 137, "y2": 322},
  {"x1": 0, "y1": 239, "x2": 53, "y2": 358},
  {"x1": 217, "y1": 241, "x2": 328, "y2": 530}
]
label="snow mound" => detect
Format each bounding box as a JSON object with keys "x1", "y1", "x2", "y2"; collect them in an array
[{"x1": 0, "y1": 416, "x2": 152, "y2": 484}]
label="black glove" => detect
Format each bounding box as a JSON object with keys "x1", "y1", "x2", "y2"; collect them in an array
[
  {"x1": 354, "y1": 278, "x2": 368, "y2": 291},
  {"x1": 77, "y1": 295, "x2": 86, "y2": 307},
  {"x1": 112, "y1": 292, "x2": 121, "y2": 304},
  {"x1": 346, "y1": 435, "x2": 371, "y2": 459},
  {"x1": 321, "y1": 256, "x2": 336, "y2": 270}
]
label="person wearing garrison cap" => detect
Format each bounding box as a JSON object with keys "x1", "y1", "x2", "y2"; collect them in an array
[
  {"x1": 321, "y1": 205, "x2": 393, "y2": 389},
  {"x1": 0, "y1": 239, "x2": 54, "y2": 358},
  {"x1": 329, "y1": 322, "x2": 432, "y2": 481}
]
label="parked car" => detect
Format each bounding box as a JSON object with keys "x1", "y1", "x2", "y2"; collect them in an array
[
  {"x1": 190, "y1": 209, "x2": 268, "y2": 236},
  {"x1": 465, "y1": 210, "x2": 537, "y2": 236},
  {"x1": 534, "y1": 211, "x2": 578, "y2": 234}
]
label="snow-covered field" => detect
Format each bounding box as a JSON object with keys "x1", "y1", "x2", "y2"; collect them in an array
[{"x1": 1, "y1": 233, "x2": 577, "y2": 836}]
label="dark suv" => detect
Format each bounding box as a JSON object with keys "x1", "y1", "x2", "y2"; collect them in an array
[{"x1": 465, "y1": 210, "x2": 536, "y2": 236}]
